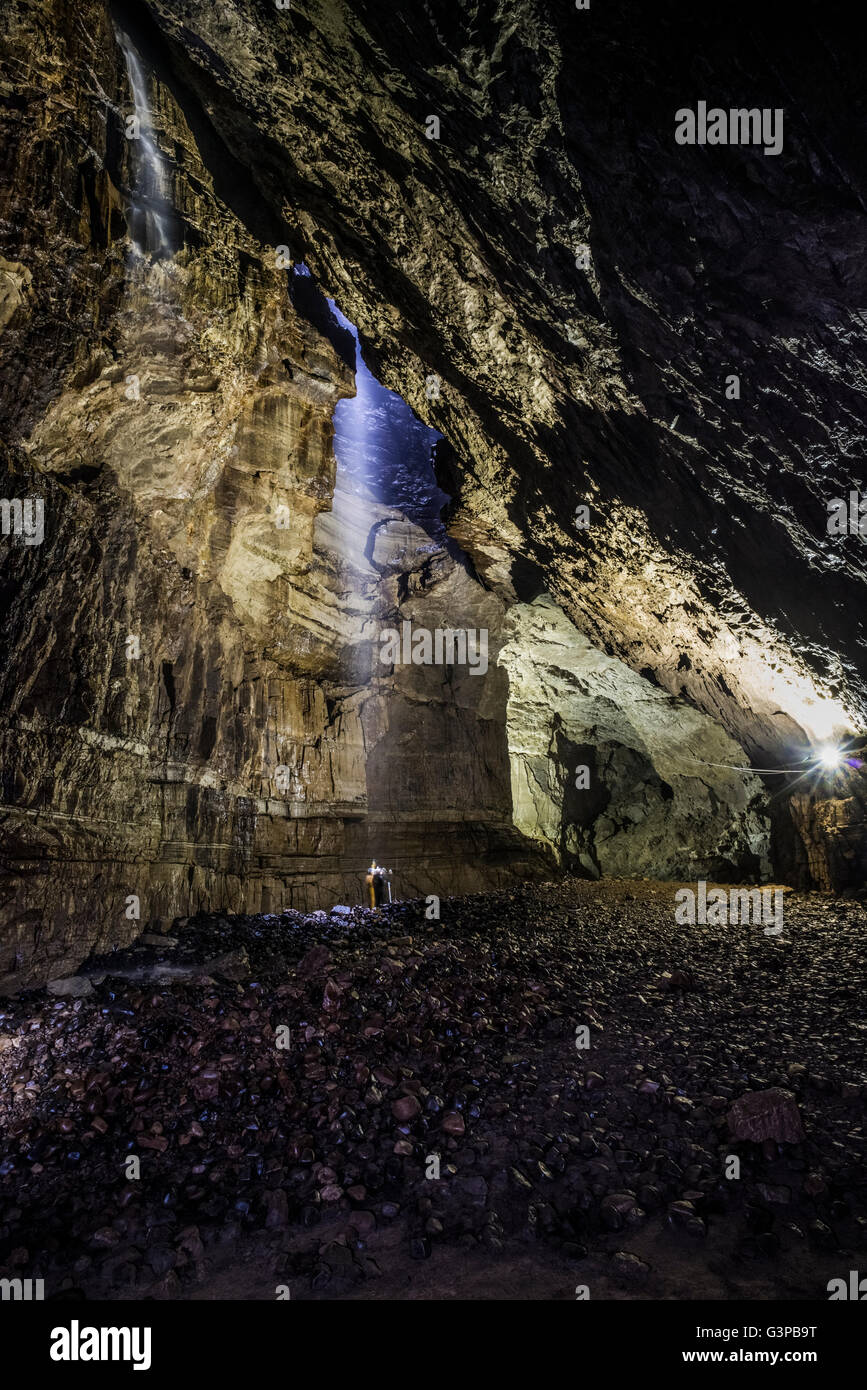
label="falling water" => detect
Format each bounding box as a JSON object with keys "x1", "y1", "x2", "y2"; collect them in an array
[
  {"x1": 290, "y1": 268, "x2": 445, "y2": 536},
  {"x1": 117, "y1": 33, "x2": 174, "y2": 257},
  {"x1": 288, "y1": 263, "x2": 450, "y2": 690},
  {"x1": 327, "y1": 298, "x2": 446, "y2": 533}
]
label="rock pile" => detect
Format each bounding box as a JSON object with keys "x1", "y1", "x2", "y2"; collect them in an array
[{"x1": 0, "y1": 879, "x2": 864, "y2": 1298}]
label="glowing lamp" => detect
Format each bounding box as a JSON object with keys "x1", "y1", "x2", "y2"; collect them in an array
[{"x1": 816, "y1": 746, "x2": 842, "y2": 770}]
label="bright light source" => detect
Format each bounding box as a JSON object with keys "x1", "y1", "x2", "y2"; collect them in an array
[{"x1": 817, "y1": 746, "x2": 842, "y2": 770}]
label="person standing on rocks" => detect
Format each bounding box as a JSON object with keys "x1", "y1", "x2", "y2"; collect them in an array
[{"x1": 366, "y1": 861, "x2": 389, "y2": 909}]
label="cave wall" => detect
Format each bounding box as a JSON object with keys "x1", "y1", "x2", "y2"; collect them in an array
[
  {"x1": 116, "y1": 0, "x2": 867, "y2": 887},
  {"x1": 0, "y1": 0, "x2": 554, "y2": 990},
  {"x1": 2, "y1": 0, "x2": 865, "y2": 986},
  {"x1": 118, "y1": 0, "x2": 867, "y2": 764},
  {"x1": 501, "y1": 597, "x2": 769, "y2": 880}
]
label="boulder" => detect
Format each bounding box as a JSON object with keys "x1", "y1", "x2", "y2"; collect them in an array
[
  {"x1": 727, "y1": 1088, "x2": 805, "y2": 1144},
  {"x1": 46, "y1": 976, "x2": 93, "y2": 998}
]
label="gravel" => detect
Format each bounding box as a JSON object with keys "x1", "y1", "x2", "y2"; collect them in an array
[{"x1": 0, "y1": 878, "x2": 865, "y2": 1299}]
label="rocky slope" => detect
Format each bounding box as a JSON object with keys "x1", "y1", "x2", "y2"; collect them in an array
[{"x1": 1, "y1": 881, "x2": 864, "y2": 1301}]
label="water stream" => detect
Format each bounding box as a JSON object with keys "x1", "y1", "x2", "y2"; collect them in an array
[{"x1": 117, "y1": 33, "x2": 174, "y2": 258}]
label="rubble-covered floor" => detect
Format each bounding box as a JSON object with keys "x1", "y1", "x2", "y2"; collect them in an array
[{"x1": 0, "y1": 880, "x2": 865, "y2": 1301}]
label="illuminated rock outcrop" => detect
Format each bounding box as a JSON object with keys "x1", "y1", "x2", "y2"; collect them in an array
[{"x1": 501, "y1": 597, "x2": 770, "y2": 881}]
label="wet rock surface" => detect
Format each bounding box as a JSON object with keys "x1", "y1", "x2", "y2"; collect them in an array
[{"x1": 0, "y1": 879, "x2": 864, "y2": 1300}]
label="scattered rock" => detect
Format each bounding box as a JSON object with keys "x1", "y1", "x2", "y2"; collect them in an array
[
  {"x1": 0, "y1": 881, "x2": 861, "y2": 1299},
  {"x1": 757, "y1": 1183, "x2": 791, "y2": 1205},
  {"x1": 46, "y1": 976, "x2": 93, "y2": 998},
  {"x1": 727, "y1": 1088, "x2": 805, "y2": 1144},
  {"x1": 611, "y1": 1251, "x2": 650, "y2": 1283},
  {"x1": 392, "y1": 1095, "x2": 421, "y2": 1123}
]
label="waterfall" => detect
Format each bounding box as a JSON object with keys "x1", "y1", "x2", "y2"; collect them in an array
[{"x1": 117, "y1": 33, "x2": 173, "y2": 257}]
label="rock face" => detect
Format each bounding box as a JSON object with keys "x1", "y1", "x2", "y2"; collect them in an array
[
  {"x1": 124, "y1": 0, "x2": 867, "y2": 750},
  {"x1": 785, "y1": 781, "x2": 867, "y2": 891},
  {"x1": 116, "y1": 0, "x2": 867, "y2": 879},
  {"x1": 0, "y1": 1, "x2": 553, "y2": 988},
  {"x1": 0, "y1": 1, "x2": 864, "y2": 983},
  {"x1": 501, "y1": 597, "x2": 769, "y2": 880}
]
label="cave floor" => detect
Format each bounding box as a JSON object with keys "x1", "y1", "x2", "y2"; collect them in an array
[{"x1": 0, "y1": 879, "x2": 865, "y2": 1302}]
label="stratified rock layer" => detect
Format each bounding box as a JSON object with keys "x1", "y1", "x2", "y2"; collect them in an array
[
  {"x1": 0, "y1": 2, "x2": 553, "y2": 988},
  {"x1": 109, "y1": 0, "x2": 867, "y2": 883},
  {"x1": 126, "y1": 0, "x2": 867, "y2": 756}
]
